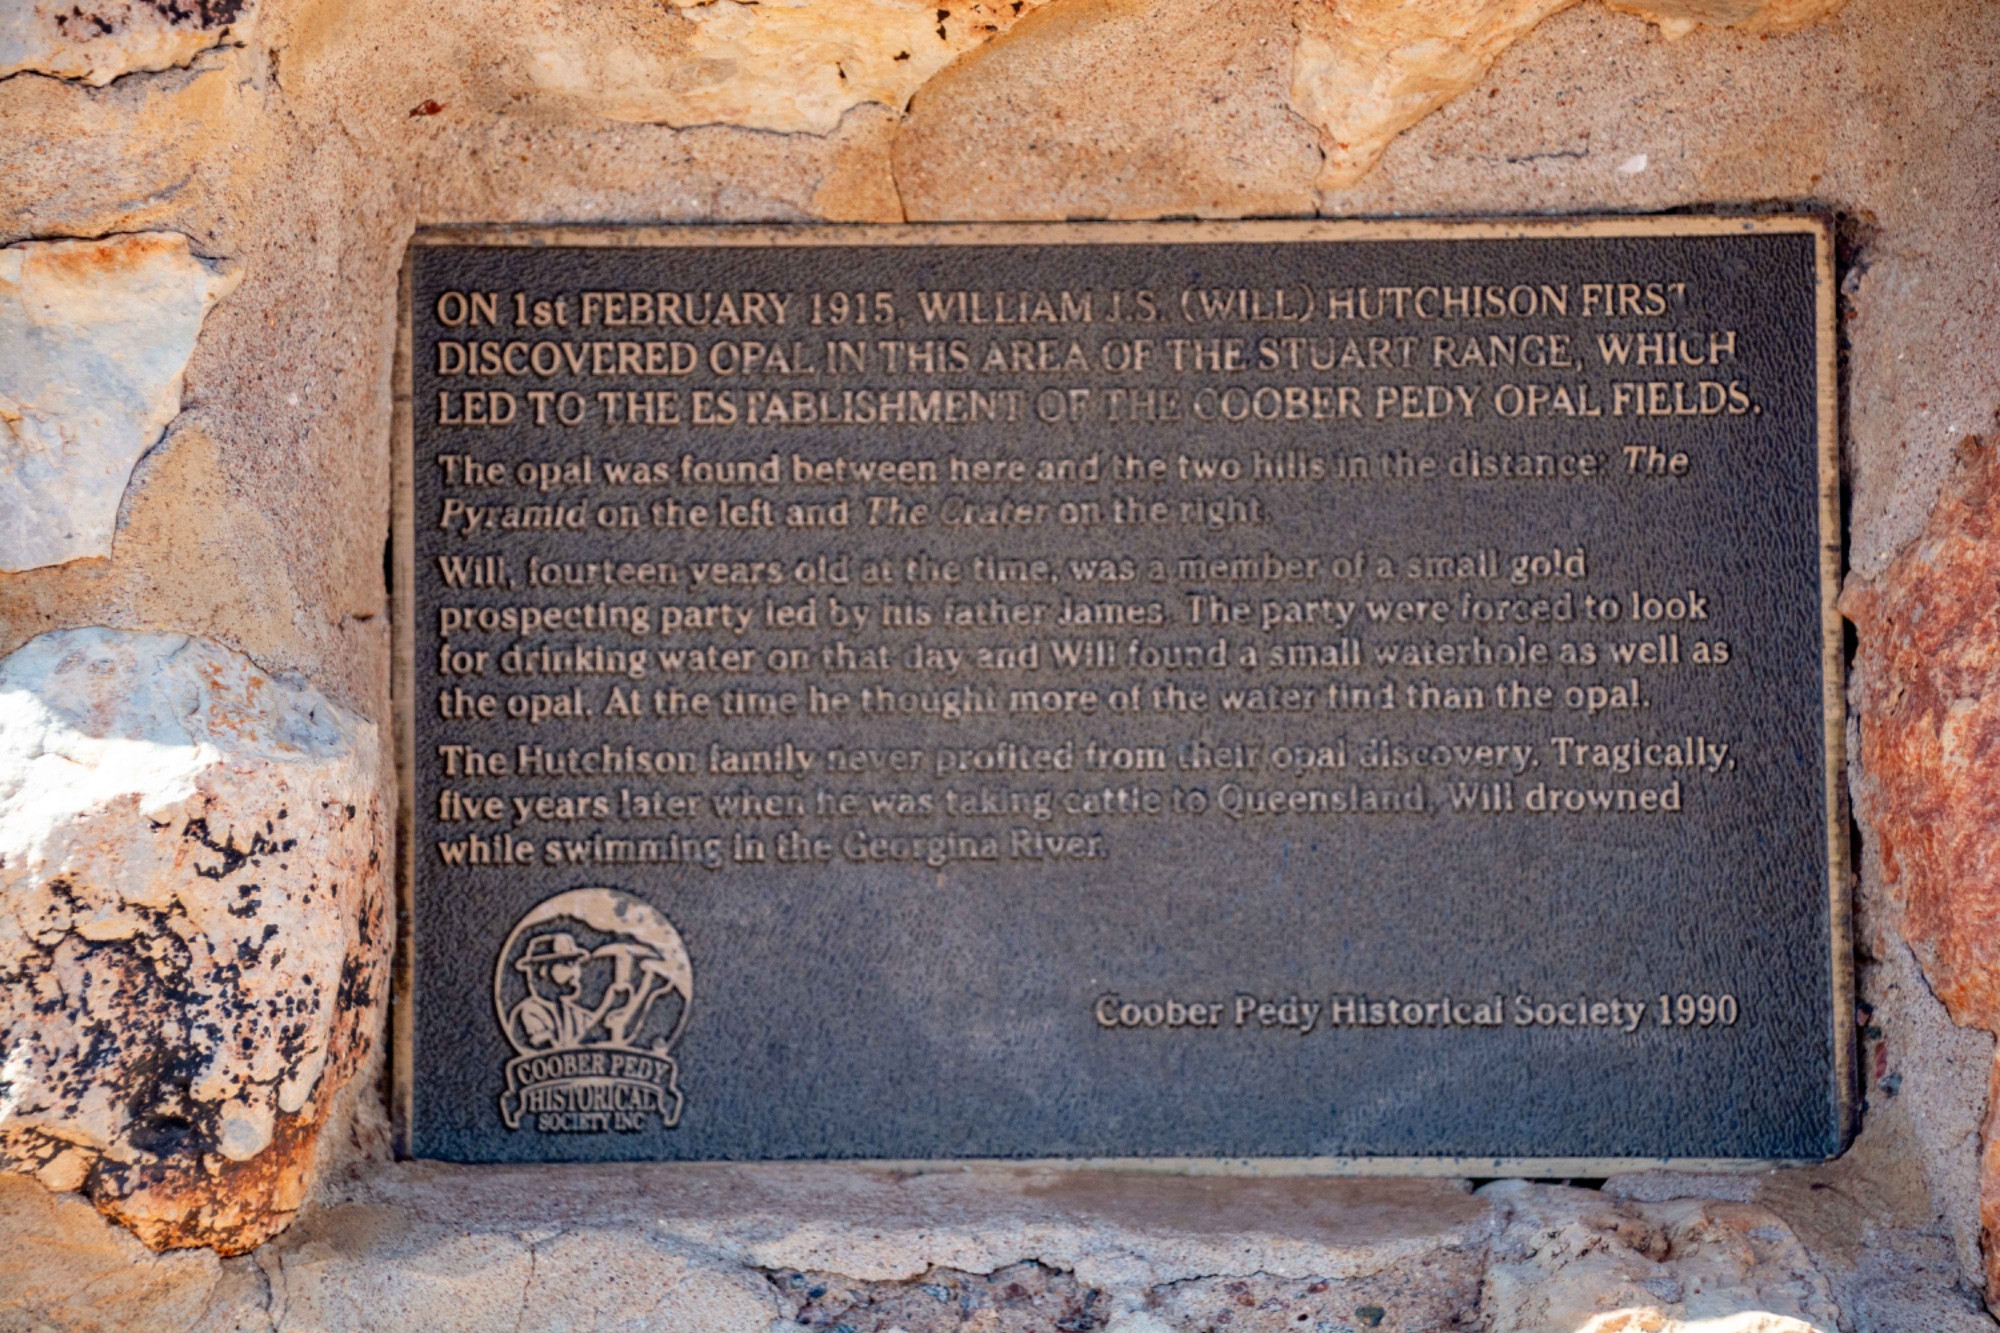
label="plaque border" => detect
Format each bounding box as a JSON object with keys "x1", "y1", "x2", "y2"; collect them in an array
[{"x1": 392, "y1": 215, "x2": 1851, "y2": 1173}]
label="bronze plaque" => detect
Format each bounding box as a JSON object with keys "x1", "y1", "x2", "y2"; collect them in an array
[{"x1": 394, "y1": 219, "x2": 1848, "y2": 1167}]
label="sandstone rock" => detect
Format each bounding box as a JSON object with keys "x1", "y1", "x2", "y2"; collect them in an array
[
  {"x1": 269, "y1": 1223, "x2": 780, "y2": 1333},
  {"x1": 255, "y1": 1165, "x2": 1491, "y2": 1331},
  {"x1": 1292, "y1": 0, "x2": 1578, "y2": 191},
  {"x1": 1291, "y1": 0, "x2": 1846, "y2": 189},
  {"x1": 1843, "y1": 438, "x2": 2000, "y2": 1036},
  {"x1": 512, "y1": 0, "x2": 1048, "y2": 136},
  {"x1": 0, "y1": 0, "x2": 249, "y2": 86},
  {"x1": 1143, "y1": 1258, "x2": 1483, "y2": 1330},
  {"x1": 1843, "y1": 435, "x2": 2000, "y2": 1304},
  {"x1": 0, "y1": 1173, "x2": 223, "y2": 1333},
  {"x1": 895, "y1": 0, "x2": 1320, "y2": 220},
  {"x1": 1480, "y1": 1181, "x2": 1839, "y2": 1332},
  {"x1": 0, "y1": 233, "x2": 237, "y2": 573},
  {"x1": 1602, "y1": 0, "x2": 1846, "y2": 40},
  {"x1": 0, "y1": 628, "x2": 386, "y2": 1254},
  {"x1": 774, "y1": 1256, "x2": 1486, "y2": 1332},
  {"x1": 0, "y1": 52, "x2": 265, "y2": 263}
]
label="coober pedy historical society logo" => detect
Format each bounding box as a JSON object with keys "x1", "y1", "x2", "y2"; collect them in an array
[{"x1": 493, "y1": 888, "x2": 692, "y2": 1134}]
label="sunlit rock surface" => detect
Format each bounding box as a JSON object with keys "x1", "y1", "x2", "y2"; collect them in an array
[
  {"x1": 0, "y1": 234, "x2": 236, "y2": 572},
  {"x1": 1481, "y1": 1181, "x2": 1840, "y2": 1332},
  {"x1": 514, "y1": 0, "x2": 1050, "y2": 135},
  {"x1": 0, "y1": 0, "x2": 251, "y2": 85},
  {"x1": 0, "y1": 628, "x2": 386, "y2": 1253},
  {"x1": 1291, "y1": 0, "x2": 1844, "y2": 188},
  {"x1": 1846, "y1": 437, "x2": 2000, "y2": 1305}
]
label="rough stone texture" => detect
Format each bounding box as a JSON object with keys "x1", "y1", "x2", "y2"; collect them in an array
[
  {"x1": 1844, "y1": 437, "x2": 2000, "y2": 1306},
  {"x1": 1755, "y1": 1078, "x2": 1999, "y2": 1332},
  {"x1": 1294, "y1": 0, "x2": 1579, "y2": 192},
  {"x1": 0, "y1": 0, "x2": 251, "y2": 86},
  {"x1": 1844, "y1": 440, "x2": 2000, "y2": 1045},
  {"x1": 0, "y1": 0, "x2": 1995, "y2": 1323},
  {"x1": 514, "y1": 0, "x2": 1051, "y2": 136},
  {"x1": 0, "y1": 1167, "x2": 1501, "y2": 1331},
  {"x1": 1602, "y1": 0, "x2": 1845, "y2": 40},
  {"x1": 0, "y1": 1174, "x2": 224, "y2": 1333},
  {"x1": 0, "y1": 628, "x2": 386, "y2": 1254},
  {"x1": 781, "y1": 1256, "x2": 1487, "y2": 1332},
  {"x1": 1481, "y1": 1181, "x2": 1839, "y2": 1332},
  {"x1": 1858, "y1": 936, "x2": 1995, "y2": 1293},
  {"x1": 0, "y1": 233, "x2": 237, "y2": 572},
  {"x1": 895, "y1": 0, "x2": 1323, "y2": 220},
  {"x1": 1291, "y1": 0, "x2": 1844, "y2": 190},
  {"x1": 5, "y1": 1163, "x2": 1970, "y2": 1331}
]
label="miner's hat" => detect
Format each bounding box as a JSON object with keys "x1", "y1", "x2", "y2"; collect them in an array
[{"x1": 515, "y1": 931, "x2": 589, "y2": 969}]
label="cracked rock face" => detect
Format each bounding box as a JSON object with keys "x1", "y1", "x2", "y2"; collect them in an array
[
  {"x1": 895, "y1": 0, "x2": 1322, "y2": 220},
  {"x1": 1844, "y1": 436, "x2": 2000, "y2": 1305},
  {"x1": 513, "y1": 0, "x2": 1051, "y2": 135},
  {"x1": 1480, "y1": 1182, "x2": 1840, "y2": 1332},
  {"x1": 0, "y1": 0, "x2": 251, "y2": 85},
  {"x1": 0, "y1": 233, "x2": 237, "y2": 573},
  {"x1": 773, "y1": 1256, "x2": 1487, "y2": 1332},
  {"x1": 0, "y1": 627, "x2": 386, "y2": 1254},
  {"x1": 1290, "y1": 0, "x2": 1845, "y2": 189}
]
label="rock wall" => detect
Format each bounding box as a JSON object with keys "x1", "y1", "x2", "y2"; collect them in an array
[{"x1": 2, "y1": 0, "x2": 1997, "y2": 1328}]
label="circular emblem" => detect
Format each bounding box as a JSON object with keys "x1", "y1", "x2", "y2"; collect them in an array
[{"x1": 492, "y1": 888, "x2": 692, "y2": 1134}]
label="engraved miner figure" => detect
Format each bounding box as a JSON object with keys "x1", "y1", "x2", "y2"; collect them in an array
[
  {"x1": 507, "y1": 927, "x2": 682, "y2": 1052},
  {"x1": 507, "y1": 931, "x2": 598, "y2": 1050},
  {"x1": 494, "y1": 888, "x2": 695, "y2": 1133}
]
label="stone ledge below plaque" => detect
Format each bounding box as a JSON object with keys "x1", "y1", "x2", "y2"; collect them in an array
[{"x1": 5, "y1": 1151, "x2": 1987, "y2": 1332}]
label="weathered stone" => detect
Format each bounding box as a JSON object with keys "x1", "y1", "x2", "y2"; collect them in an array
[
  {"x1": 270, "y1": 1223, "x2": 780, "y2": 1333},
  {"x1": 1292, "y1": 0, "x2": 1576, "y2": 191},
  {"x1": 260, "y1": 1166, "x2": 1492, "y2": 1331},
  {"x1": 0, "y1": 0, "x2": 250, "y2": 86},
  {"x1": 0, "y1": 628, "x2": 386, "y2": 1254},
  {"x1": 895, "y1": 0, "x2": 1320, "y2": 219},
  {"x1": 1844, "y1": 438, "x2": 2000, "y2": 1035},
  {"x1": 1291, "y1": 0, "x2": 1846, "y2": 189},
  {"x1": 0, "y1": 1174, "x2": 223, "y2": 1333},
  {"x1": 1843, "y1": 435, "x2": 2000, "y2": 1306},
  {"x1": 510, "y1": 0, "x2": 1048, "y2": 136},
  {"x1": 0, "y1": 1154, "x2": 1987, "y2": 1330},
  {"x1": 0, "y1": 233, "x2": 237, "y2": 573},
  {"x1": 0, "y1": 1164, "x2": 1492, "y2": 1330},
  {"x1": 1480, "y1": 1181, "x2": 1840, "y2": 1332},
  {"x1": 1754, "y1": 1059, "x2": 1998, "y2": 1333},
  {"x1": 716, "y1": 1170, "x2": 1492, "y2": 1288},
  {"x1": 0, "y1": 0, "x2": 1990, "y2": 1322},
  {"x1": 1602, "y1": 0, "x2": 1847, "y2": 40},
  {"x1": 770, "y1": 1255, "x2": 1486, "y2": 1332},
  {"x1": 1143, "y1": 1258, "x2": 1484, "y2": 1331}
]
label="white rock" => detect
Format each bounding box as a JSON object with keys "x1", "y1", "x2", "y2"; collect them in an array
[
  {"x1": 0, "y1": 0, "x2": 250, "y2": 85},
  {"x1": 0, "y1": 233, "x2": 237, "y2": 572},
  {"x1": 0, "y1": 628, "x2": 386, "y2": 1254},
  {"x1": 1480, "y1": 1181, "x2": 1839, "y2": 1333}
]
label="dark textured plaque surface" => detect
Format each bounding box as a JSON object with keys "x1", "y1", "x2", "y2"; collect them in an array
[{"x1": 396, "y1": 219, "x2": 1846, "y2": 1167}]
